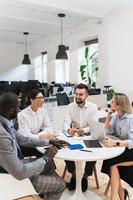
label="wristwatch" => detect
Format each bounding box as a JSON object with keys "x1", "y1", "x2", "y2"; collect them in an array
[
  {"x1": 116, "y1": 141, "x2": 120, "y2": 146},
  {"x1": 42, "y1": 155, "x2": 49, "y2": 162}
]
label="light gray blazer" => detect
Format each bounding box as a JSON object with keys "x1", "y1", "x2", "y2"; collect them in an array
[{"x1": 0, "y1": 118, "x2": 48, "y2": 180}]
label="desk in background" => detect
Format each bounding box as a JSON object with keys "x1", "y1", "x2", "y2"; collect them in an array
[{"x1": 45, "y1": 94, "x2": 74, "y2": 103}]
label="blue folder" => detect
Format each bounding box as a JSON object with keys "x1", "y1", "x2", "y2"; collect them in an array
[{"x1": 68, "y1": 144, "x2": 84, "y2": 150}]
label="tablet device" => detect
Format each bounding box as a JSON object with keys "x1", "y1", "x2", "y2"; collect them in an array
[
  {"x1": 83, "y1": 140, "x2": 102, "y2": 148},
  {"x1": 84, "y1": 132, "x2": 90, "y2": 136},
  {"x1": 62, "y1": 129, "x2": 73, "y2": 137}
]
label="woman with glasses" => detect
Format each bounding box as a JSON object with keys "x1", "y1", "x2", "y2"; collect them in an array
[
  {"x1": 17, "y1": 89, "x2": 53, "y2": 157},
  {"x1": 18, "y1": 89, "x2": 52, "y2": 138},
  {"x1": 101, "y1": 93, "x2": 133, "y2": 200}
]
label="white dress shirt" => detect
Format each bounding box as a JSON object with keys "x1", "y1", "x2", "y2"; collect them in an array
[
  {"x1": 17, "y1": 106, "x2": 52, "y2": 139},
  {"x1": 63, "y1": 101, "x2": 98, "y2": 133}
]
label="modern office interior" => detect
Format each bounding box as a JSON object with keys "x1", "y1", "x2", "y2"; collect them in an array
[{"x1": 0, "y1": 0, "x2": 133, "y2": 200}]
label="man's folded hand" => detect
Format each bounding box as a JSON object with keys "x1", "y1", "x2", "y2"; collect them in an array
[
  {"x1": 43, "y1": 146, "x2": 58, "y2": 161},
  {"x1": 68, "y1": 128, "x2": 78, "y2": 136},
  {"x1": 77, "y1": 128, "x2": 84, "y2": 136}
]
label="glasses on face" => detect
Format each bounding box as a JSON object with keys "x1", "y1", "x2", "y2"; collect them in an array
[{"x1": 35, "y1": 96, "x2": 44, "y2": 100}]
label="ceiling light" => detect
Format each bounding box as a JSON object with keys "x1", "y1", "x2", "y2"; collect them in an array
[
  {"x1": 56, "y1": 13, "x2": 68, "y2": 60},
  {"x1": 22, "y1": 32, "x2": 31, "y2": 65}
]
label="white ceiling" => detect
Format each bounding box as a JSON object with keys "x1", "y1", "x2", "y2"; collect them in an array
[{"x1": 0, "y1": 0, "x2": 133, "y2": 43}]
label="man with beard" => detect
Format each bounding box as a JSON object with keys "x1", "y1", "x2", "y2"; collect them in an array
[{"x1": 63, "y1": 83, "x2": 98, "y2": 192}]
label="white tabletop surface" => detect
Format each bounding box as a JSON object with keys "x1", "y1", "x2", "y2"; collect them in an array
[
  {"x1": 37, "y1": 132, "x2": 125, "y2": 162},
  {"x1": 37, "y1": 131, "x2": 125, "y2": 200}
]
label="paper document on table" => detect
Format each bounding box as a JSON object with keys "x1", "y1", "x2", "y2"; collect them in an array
[{"x1": 0, "y1": 174, "x2": 38, "y2": 200}]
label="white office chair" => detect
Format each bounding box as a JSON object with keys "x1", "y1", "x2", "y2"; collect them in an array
[
  {"x1": 0, "y1": 173, "x2": 39, "y2": 200},
  {"x1": 52, "y1": 106, "x2": 100, "y2": 189},
  {"x1": 128, "y1": 91, "x2": 133, "y2": 105},
  {"x1": 52, "y1": 105, "x2": 68, "y2": 130},
  {"x1": 87, "y1": 94, "x2": 107, "y2": 108},
  {"x1": 104, "y1": 178, "x2": 111, "y2": 195}
]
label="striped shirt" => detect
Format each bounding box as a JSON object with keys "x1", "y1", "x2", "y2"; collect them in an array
[{"x1": 106, "y1": 113, "x2": 133, "y2": 149}]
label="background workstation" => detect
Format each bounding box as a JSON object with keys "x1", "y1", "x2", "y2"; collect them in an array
[{"x1": 0, "y1": 1, "x2": 133, "y2": 97}]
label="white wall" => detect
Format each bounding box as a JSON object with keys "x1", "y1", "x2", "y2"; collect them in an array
[
  {"x1": 32, "y1": 6, "x2": 133, "y2": 94},
  {"x1": 0, "y1": 41, "x2": 34, "y2": 81},
  {"x1": 1, "y1": 6, "x2": 133, "y2": 94},
  {"x1": 101, "y1": 6, "x2": 133, "y2": 94},
  {"x1": 0, "y1": 20, "x2": 108, "y2": 88},
  {"x1": 32, "y1": 20, "x2": 101, "y2": 85}
]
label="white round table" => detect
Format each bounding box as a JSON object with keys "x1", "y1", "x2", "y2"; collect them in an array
[{"x1": 37, "y1": 133, "x2": 125, "y2": 200}]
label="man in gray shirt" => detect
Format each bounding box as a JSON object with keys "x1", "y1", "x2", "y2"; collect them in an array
[{"x1": 0, "y1": 92, "x2": 67, "y2": 200}]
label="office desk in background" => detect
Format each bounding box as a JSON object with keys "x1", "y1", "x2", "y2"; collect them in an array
[
  {"x1": 45, "y1": 94, "x2": 74, "y2": 104},
  {"x1": 45, "y1": 94, "x2": 74, "y2": 101}
]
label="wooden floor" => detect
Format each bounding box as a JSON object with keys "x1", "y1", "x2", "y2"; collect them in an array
[
  {"x1": 19, "y1": 159, "x2": 133, "y2": 200},
  {"x1": 55, "y1": 159, "x2": 133, "y2": 200}
]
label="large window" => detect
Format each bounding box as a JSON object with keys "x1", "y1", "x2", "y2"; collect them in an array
[
  {"x1": 34, "y1": 52, "x2": 47, "y2": 82},
  {"x1": 78, "y1": 39, "x2": 98, "y2": 87},
  {"x1": 55, "y1": 50, "x2": 69, "y2": 83}
]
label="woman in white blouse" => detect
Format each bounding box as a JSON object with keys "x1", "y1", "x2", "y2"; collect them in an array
[
  {"x1": 101, "y1": 93, "x2": 133, "y2": 200},
  {"x1": 17, "y1": 89, "x2": 53, "y2": 157},
  {"x1": 18, "y1": 89, "x2": 53, "y2": 139}
]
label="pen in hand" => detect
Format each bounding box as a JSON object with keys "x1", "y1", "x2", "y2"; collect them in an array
[{"x1": 80, "y1": 149, "x2": 92, "y2": 152}]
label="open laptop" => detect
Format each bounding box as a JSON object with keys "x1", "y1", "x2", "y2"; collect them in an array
[{"x1": 89, "y1": 120, "x2": 120, "y2": 141}]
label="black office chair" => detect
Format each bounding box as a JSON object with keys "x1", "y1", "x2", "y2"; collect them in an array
[{"x1": 56, "y1": 92, "x2": 70, "y2": 106}]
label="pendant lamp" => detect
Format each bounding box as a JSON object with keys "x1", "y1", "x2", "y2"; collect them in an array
[
  {"x1": 56, "y1": 13, "x2": 68, "y2": 60},
  {"x1": 22, "y1": 32, "x2": 31, "y2": 65}
]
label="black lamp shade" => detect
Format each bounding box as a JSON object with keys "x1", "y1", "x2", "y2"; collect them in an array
[
  {"x1": 56, "y1": 45, "x2": 68, "y2": 60},
  {"x1": 22, "y1": 54, "x2": 31, "y2": 65}
]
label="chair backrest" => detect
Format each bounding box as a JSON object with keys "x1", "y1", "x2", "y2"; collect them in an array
[
  {"x1": 128, "y1": 91, "x2": 133, "y2": 104},
  {"x1": 56, "y1": 92, "x2": 70, "y2": 106},
  {"x1": 0, "y1": 173, "x2": 37, "y2": 200},
  {"x1": 52, "y1": 105, "x2": 67, "y2": 130},
  {"x1": 87, "y1": 94, "x2": 107, "y2": 108}
]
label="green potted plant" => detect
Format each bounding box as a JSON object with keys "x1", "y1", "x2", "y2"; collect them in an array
[
  {"x1": 41, "y1": 83, "x2": 50, "y2": 97},
  {"x1": 80, "y1": 46, "x2": 98, "y2": 88},
  {"x1": 107, "y1": 87, "x2": 115, "y2": 101}
]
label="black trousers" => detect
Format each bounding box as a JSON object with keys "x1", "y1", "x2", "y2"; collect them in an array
[
  {"x1": 20, "y1": 146, "x2": 43, "y2": 158},
  {"x1": 65, "y1": 160, "x2": 96, "y2": 176},
  {"x1": 101, "y1": 148, "x2": 133, "y2": 187},
  {"x1": 21, "y1": 147, "x2": 56, "y2": 170}
]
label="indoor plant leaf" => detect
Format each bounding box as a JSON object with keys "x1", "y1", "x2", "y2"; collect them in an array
[
  {"x1": 80, "y1": 65, "x2": 86, "y2": 71},
  {"x1": 85, "y1": 47, "x2": 89, "y2": 60}
]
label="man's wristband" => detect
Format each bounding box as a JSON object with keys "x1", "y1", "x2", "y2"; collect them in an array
[
  {"x1": 42, "y1": 155, "x2": 49, "y2": 162},
  {"x1": 116, "y1": 141, "x2": 120, "y2": 146}
]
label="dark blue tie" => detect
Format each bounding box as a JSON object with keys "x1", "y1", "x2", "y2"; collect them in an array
[
  {"x1": 10, "y1": 125, "x2": 24, "y2": 159},
  {"x1": 3, "y1": 122, "x2": 24, "y2": 159}
]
